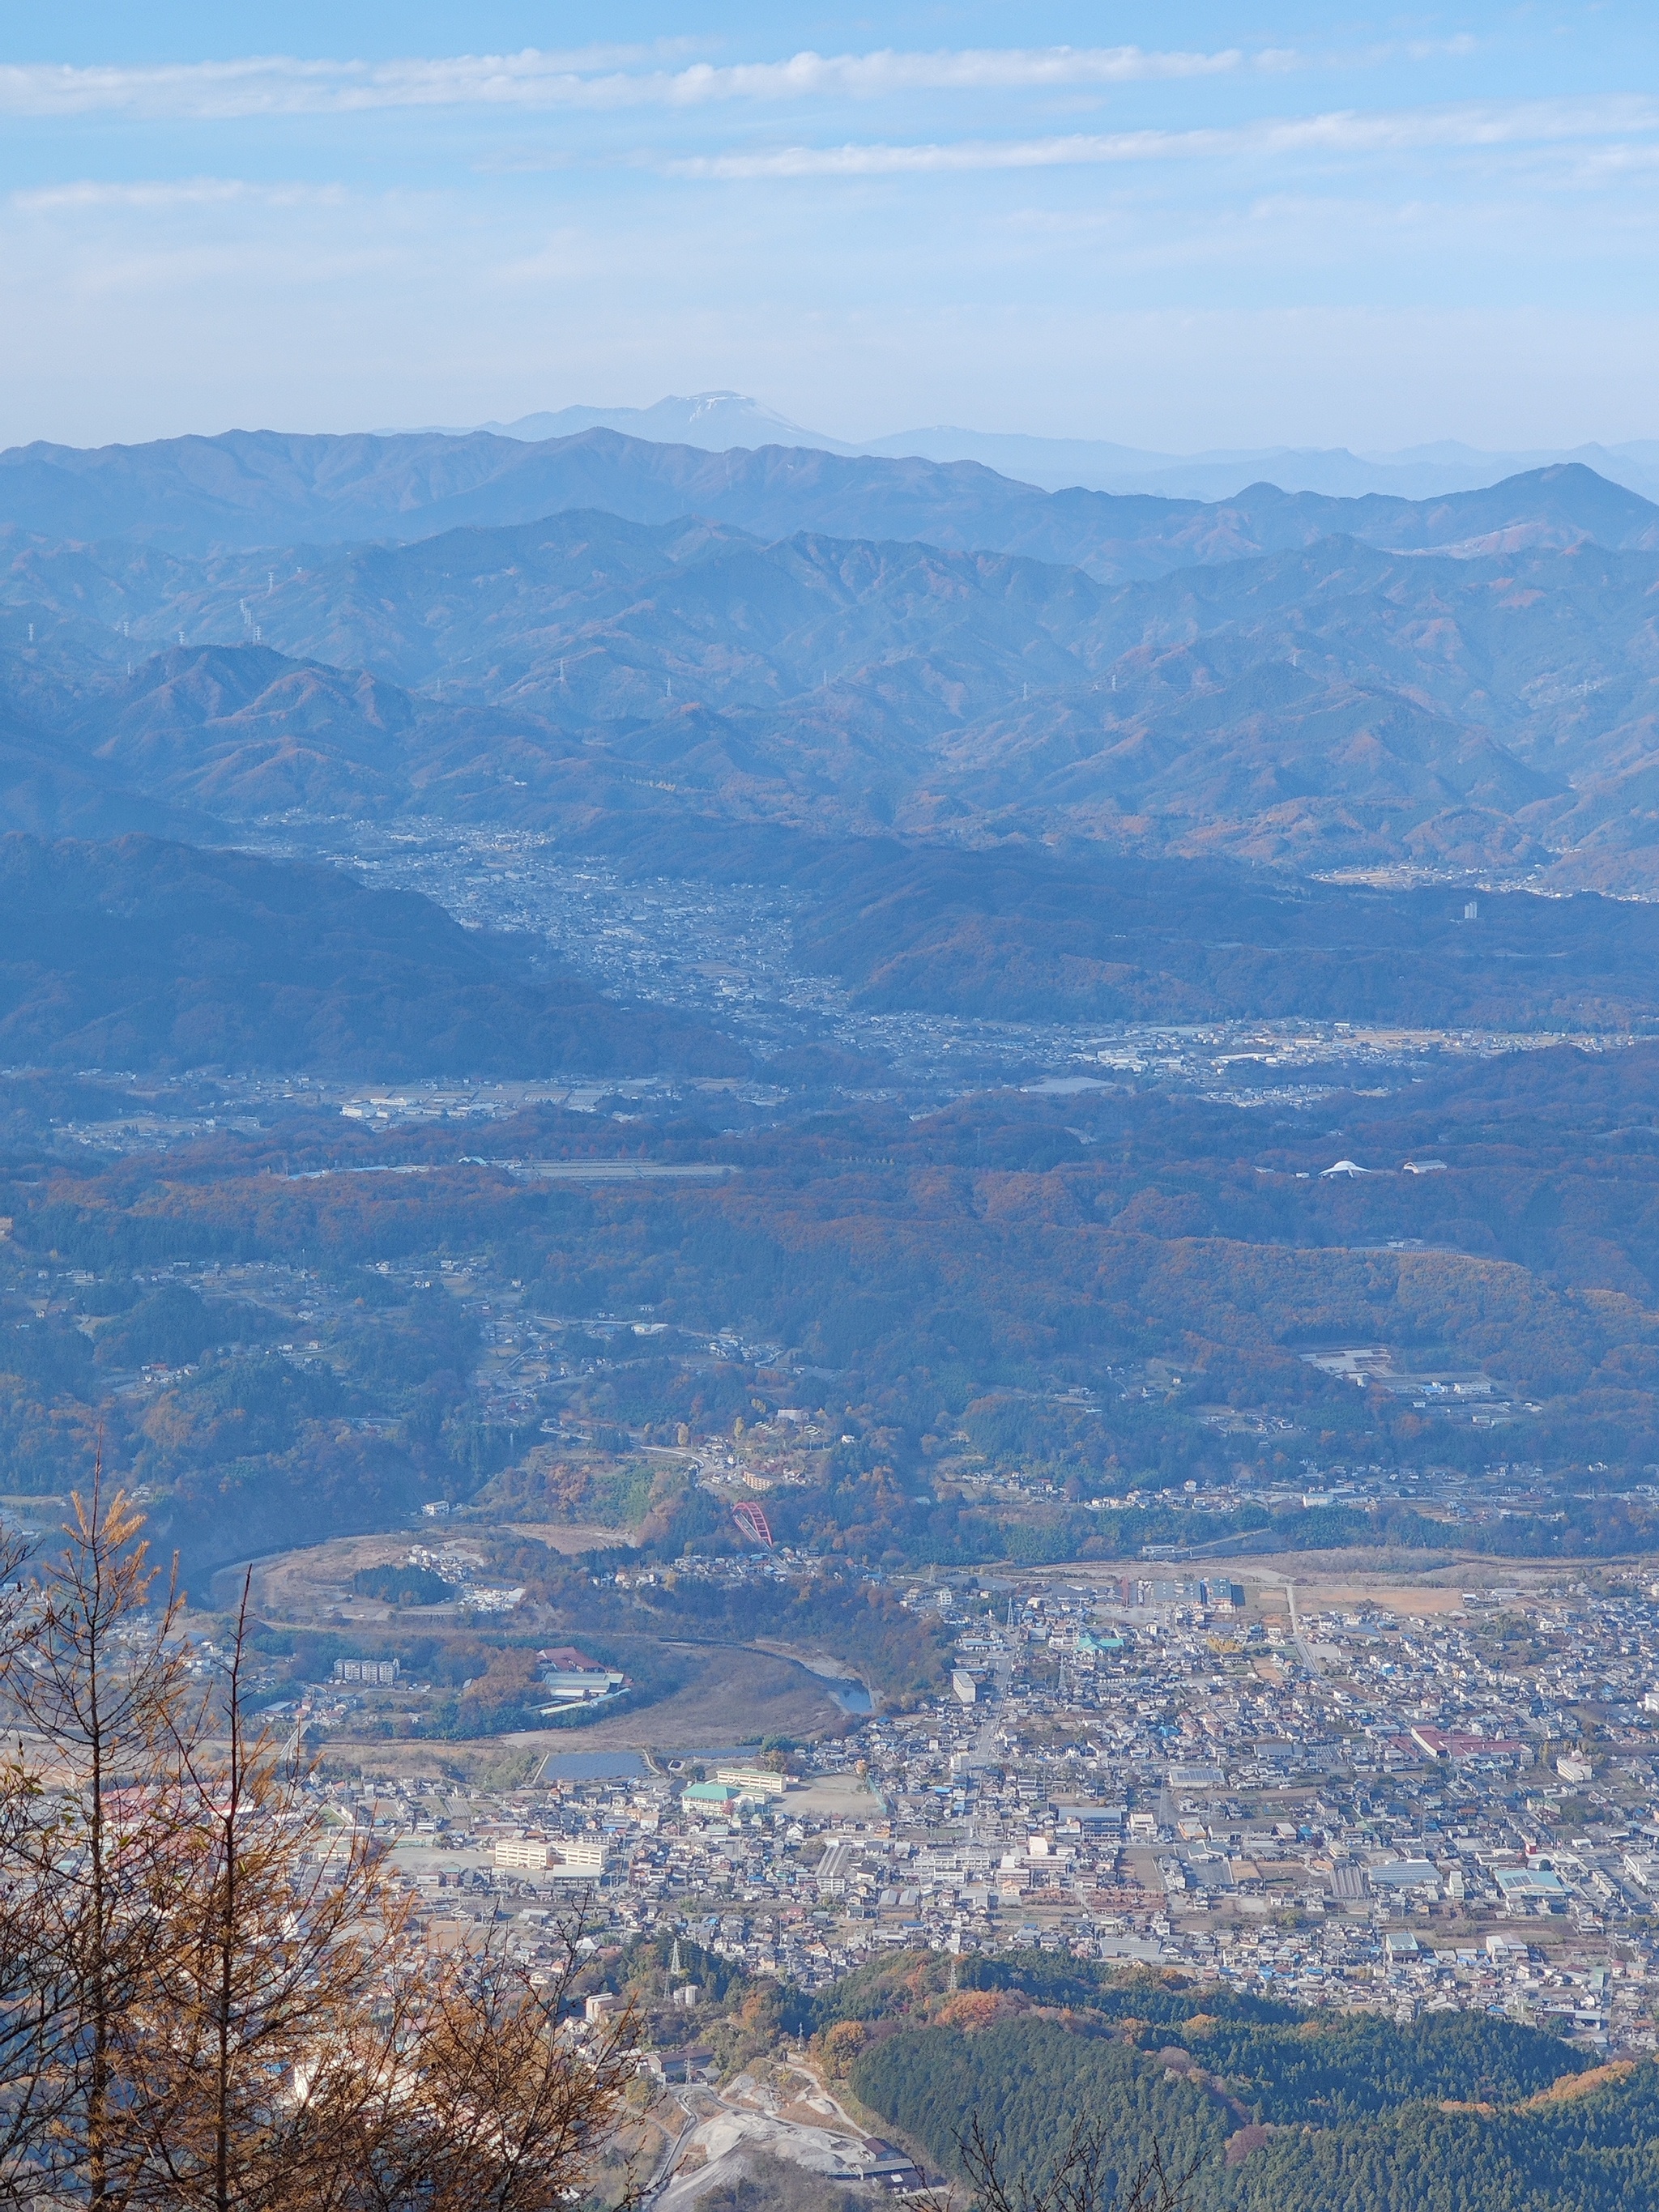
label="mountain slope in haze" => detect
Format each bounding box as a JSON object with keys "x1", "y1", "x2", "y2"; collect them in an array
[
  {"x1": 915, "y1": 665, "x2": 1562, "y2": 876},
  {"x1": 0, "y1": 425, "x2": 1172, "y2": 559},
  {"x1": 68, "y1": 646, "x2": 429, "y2": 819},
  {"x1": 784, "y1": 836, "x2": 1659, "y2": 1030},
  {"x1": 3, "y1": 509, "x2": 1121, "y2": 705},
  {"x1": 12, "y1": 509, "x2": 1653, "y2": 877},
  {"x1": 860, "y1": 426, "x2": 1659, "y2": 502},
  {"x1": 0, "y1": 709, "x2": 212, "y2": 843},
  {"x1": 472, "y1": 391, "x2": 859, "y2": 454},
  {"x1": 8, "y1": 457, "x2": 1659, "y2": 882},
  {"x1": 2, "y1": 607, "x2": 1569, "y2": 874},
  {"x1": 0, "y1": 834, "x2": 743, "y2": 1077},
  {"x1": 0, "y1": 431, "x2": 539, "y2": 556},
  {"x1": 396, "y1": 386, "x2": 1659, "y2": 499},
  {"x1": 4, "y1": 642, "x2": 568, "y2": 829},
  {"x1": 18, "y1": 512, "x2": 1658, "y2": 787},
  {"x1": 4, "y1": 422, "x2": 1655, "y2": 579},
  {"x1": 102, "y1": 516, "x2": 1124, "y2": 739}
]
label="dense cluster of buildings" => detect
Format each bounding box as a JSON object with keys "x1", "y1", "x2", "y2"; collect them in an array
[{"x1": 315, "y1": 1566, "x2": 1659, "y2": 2054}]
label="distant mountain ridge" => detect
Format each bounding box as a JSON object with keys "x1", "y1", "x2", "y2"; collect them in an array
[
  {"x1": 391, "y1": 389, "x2": 1659, "y2": 503},
  {"x1": 855, "y1": 428, "x2": 1659, "y2": 503},
  {"x1": 2, "y1": 420, "x2": 1656, "y2": 580},
  {"x1": 458, "y1": 391, "x2": 858, "y2": 454}
]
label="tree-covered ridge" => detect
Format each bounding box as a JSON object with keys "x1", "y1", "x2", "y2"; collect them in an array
[
  {"x1": 787, "y1": 839, "x2": 1659, "y2": 1031},
  {"x1": 841, "y1": 1961, "x2": 1649, "y2": 2212},
  {"x1": 0, "y1": 833, "x2": 741, "y2": 1076}
]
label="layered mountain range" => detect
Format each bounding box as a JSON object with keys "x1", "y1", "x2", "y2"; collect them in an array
[
  {"x1": 2, "y1": 430, "x2": 1659, "y2": 889},
  {"x1": 13, "y1": 420, "x2": 1659, "y2": 1556},
  {"x1": 6, "y1": 423, "x2": 1658, "y2": 566}
]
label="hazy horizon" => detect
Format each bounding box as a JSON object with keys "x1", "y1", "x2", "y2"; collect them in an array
[
  {"x1": 2, "y1": 2, "x2": 1657, "y2": 454},
  {"x1": 22, "y1": 393, "x2": 1659, "y2": 511}
]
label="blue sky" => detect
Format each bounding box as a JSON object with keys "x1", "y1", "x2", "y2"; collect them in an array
[{"x1": 2, "y1": 3, "x2": 1656, "y2": 451}]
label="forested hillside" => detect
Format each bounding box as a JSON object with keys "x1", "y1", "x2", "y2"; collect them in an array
[
  {"x1": 840, "y1": 1958, "x2": 1654, "y2": 2212},
  {"x1": 0, "y1": 833, "x2": 742, "y2": 1076}
]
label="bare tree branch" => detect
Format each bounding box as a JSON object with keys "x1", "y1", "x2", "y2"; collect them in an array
[{"x1": 0, "y1": 1495, "x2": 642, "y2": 2212}]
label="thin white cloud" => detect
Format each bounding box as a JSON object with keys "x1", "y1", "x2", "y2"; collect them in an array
[
  {"x1": 650, "y1": 47, "x2": 1241, "y2": 102},
  {"x1": 1257, "y1": 33, "x2": 1479, "y2": 74},
  {"x1": 1573, "y1": 142, "x2": 1659, "y2": 177},
  {"x1": 669, "y1": 97, "x2": 1659, "y2": 180},
  {"x1": 672, "y1": 138, "x2": 1185, "y2": 179},
  {"x1": 0, "y1": 50, "x2": 642, "y2": 120},
  {"x1": 0, "y1": 44, "x2": 1240, "y2": 121},
  {"x1": 13, "y1": 177, "x2": 346, "y2": 213}
]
